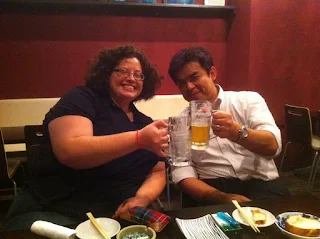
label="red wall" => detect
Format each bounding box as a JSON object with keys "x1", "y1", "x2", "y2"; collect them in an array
[
  {"x1": 1, "y1": 0, "x2": 319, "y2": 125},
  {"x1": 226, "y1": 0, "x2": 320, "y2": 125},
  {"x1": 225, "y1": 0, "x2": 251, "y2": 90},
  {"x1": 225, "y1": 0, "x2": 320, "y2": 168},
  {"x1": 249, "y1": 0, "x2": 320, "y2": 125},
  {"x1": 0, "y1": 13, "x2": 228, "y2": 98}
]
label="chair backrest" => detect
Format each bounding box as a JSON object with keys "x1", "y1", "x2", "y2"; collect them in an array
[
  {"x1": 24, "y1": 125, "x2": 45, "y2": 148},
  {"x1": 0, "y1": 128, "x2": 9, "y2": 180},
  {"x1": 284, "y1": 104, "x2": 313, "y2": 145},
  {"x1": 24, "y1": 125, "x2": 54, "y2": 177}
]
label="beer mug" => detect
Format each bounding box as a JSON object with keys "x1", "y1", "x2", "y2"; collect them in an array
[
  {"x1": 190, "y1": 100, "x2": 212, "y2": 150},
  {"x1": 168, "y1": 115, "x2": 192, "y2": 166}
]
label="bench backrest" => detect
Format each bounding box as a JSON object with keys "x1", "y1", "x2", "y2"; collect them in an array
[{"x1": 0, "y1": 95, "x2": 189, "y2": 143}]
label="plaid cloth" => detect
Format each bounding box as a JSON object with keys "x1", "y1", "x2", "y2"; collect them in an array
[{"x1": 127, "y1": 206, "x2": 171, "y2": 227}]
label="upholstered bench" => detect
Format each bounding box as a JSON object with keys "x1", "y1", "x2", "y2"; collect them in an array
[{"x1": 0, "y1": 95, "x2": 188, "y2": 151}]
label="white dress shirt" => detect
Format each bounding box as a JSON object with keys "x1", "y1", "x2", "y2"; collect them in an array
[{"x1": 172, "y1": 85, "x2": 281, "y2": 184}]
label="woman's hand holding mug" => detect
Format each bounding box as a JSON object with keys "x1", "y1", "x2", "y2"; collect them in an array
[{"x1": 138, "y1": 120, "x2": 169, "y2": 157}]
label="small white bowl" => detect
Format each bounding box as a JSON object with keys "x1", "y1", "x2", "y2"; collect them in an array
[
  {"x1": 275, "y1": 212, "x2": 320, "y2": 239},
  {"x1": 116, "y1": 225, "x2": 156, "y2": 239}
]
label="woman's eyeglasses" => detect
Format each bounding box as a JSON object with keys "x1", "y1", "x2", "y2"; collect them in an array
[{"x1": 113, "y1": 68, "x2": 145, "y2": 81}]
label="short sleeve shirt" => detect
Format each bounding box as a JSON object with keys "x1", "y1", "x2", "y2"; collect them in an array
[{"x1": 40, "y1": 86, "x2": 161, "y2": 199}]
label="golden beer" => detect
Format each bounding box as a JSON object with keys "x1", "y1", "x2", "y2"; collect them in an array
[{"x1": 191, "y1": 125, "x2": 210, "y2": 150}]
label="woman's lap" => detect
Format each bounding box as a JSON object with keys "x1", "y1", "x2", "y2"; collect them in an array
[{"x1": 1, "y1": 187, "x2": 119, "y2": 232}]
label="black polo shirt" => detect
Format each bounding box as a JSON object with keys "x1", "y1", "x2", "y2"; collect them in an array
[{"x1": 33, "y1": 86, "x2": 161, "y2": 204}]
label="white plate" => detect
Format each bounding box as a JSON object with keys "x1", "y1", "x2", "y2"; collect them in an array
[
  {"x1": 76, "y1": 217, "x2": 121, "y2": 239},
  {"x1": 232, "y1": 207, "x2": 275, "y2": 227}
]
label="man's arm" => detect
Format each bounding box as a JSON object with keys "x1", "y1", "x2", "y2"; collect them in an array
[
  {"x1": 213, "y1": 117, "x2": 279, "y2": 156},
  {"x1": 179, "y1": 177, "x2": 250, "y2": 204},
  {"x1": 236, "y1": 127, "x2": 278, "y2": 156},
  {"x1": 212, "y1": 92, "x2": 281, "y2": 157}
]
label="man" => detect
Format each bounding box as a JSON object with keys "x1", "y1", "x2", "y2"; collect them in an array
[{"x1": 168, "y1": 46, "x2": 289, "y2": 206}]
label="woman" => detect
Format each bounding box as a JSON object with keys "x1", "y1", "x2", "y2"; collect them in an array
[{"x1": 2, "y1": 45, "x2": 168, "y2": 231}]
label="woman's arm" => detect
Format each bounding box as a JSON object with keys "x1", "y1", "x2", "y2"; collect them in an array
[
  {"x1": 135, "y1": 161, "x2": 166, "y2": 203},
  {"x1": 112, "y1": 161, "x2": 166, "y2": 218},
  {"x1": 49, "y1": 115, "x2": 168, "y2": 169}
]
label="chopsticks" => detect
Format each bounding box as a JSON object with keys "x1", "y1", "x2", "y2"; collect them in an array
[
  {"x1": 231, "y1": 200, "x2": 260, "y2": 233},
  {"x1": 86, "y1": 212, "x2": 110, "y2": 239}
]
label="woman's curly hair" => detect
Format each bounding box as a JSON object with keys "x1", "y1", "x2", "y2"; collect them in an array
[{"x1": 85, "y1": 45, "x2": 162, "y2": 101}]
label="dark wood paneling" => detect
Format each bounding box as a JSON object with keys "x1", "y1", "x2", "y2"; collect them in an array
[{"x1": 0, "y1": 0, "x2": 235, "y2": 18}]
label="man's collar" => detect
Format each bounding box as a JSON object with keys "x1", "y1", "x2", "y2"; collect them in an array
[{"x1": 212, "y1": 84, "x2": 223, "y2": 110}]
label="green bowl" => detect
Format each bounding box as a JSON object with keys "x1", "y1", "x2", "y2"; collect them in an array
[{"x1": 116, "y1": 225, "x2": 156, "y2": 239}]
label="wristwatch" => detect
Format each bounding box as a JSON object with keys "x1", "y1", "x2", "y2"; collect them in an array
[{"x1": 238, "y1": 125, "x2": 249, "y2": 141}]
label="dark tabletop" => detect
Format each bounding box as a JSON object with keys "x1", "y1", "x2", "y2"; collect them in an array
[{"x1": 1, "y1": 194, "x2": 319, "y2": 239}]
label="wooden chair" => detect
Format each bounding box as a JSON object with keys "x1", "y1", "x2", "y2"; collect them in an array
[
  {"x1": 279, "y1": 104, "x2": 320, "y2": 192},
  {"x1": 24, "y1": 125, "x2": 47, "y2": 177},
  {"x1": 24, "y1": 125, "x2": 44, "y2": 148},
  {"x1": 0, "y1": 128, "x2": 22, "y2": 200}
]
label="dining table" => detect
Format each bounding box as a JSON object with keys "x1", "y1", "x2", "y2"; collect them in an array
[{"x1": 1, "y1": 194, "x2": 320, "y2": 239}]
